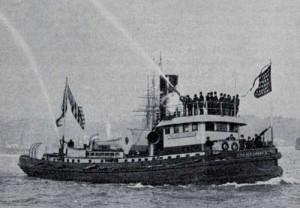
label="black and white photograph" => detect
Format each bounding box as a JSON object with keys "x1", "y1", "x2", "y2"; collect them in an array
[{"x1": 0, "y1": 0, "x2": 300, "y2": 207}]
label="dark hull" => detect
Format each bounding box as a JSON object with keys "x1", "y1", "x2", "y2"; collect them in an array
[{"x1": 19, "y1": 149, "x2": 283, "y2": 185}]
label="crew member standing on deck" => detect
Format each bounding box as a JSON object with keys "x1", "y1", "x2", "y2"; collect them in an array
[
  {"x1": 206, "y1": 92, "x2": 210, "y2": 114},
  {"x1": 231, "y1": 96, "x2": 235, "y2": 116},
  {"x1": 210, "y1": 92, "x2": 214, "y2": 114},
  {"x1": 187, "y1": 95, "x2": 193, "y2": 116},
  {"x1": 193, "y1": 94, "x2": 199, "y2": 115},
  {"x1": 239, "y1": 135, "x2": 246, "y2": 150},
  {"x1": 222, "y1": 94, "x2": 226, "y2": 115},
  {"x1": 245, "y1": 136, "x2": 253, "y2": 149},
  {"x1": 182, "y1": 95, "x2": 188, "y2": 116},
  {"x1": 204, "y1": 137, "x2": 214, "y2": 156},
  {"x1": 219, "y1": 93, "x2": 224, "y2": 116},
  {"x1": 254, "y1": 134, "x2": 263, "y2": 148},
  {"x1": 226, "y1": 95, "x2": 231, "y2": 116},
  {"x1": 199, "y1": 92, "x2": 204, "y2": 115},
  {"x1": 236, "y1": 94, "x2": 240, "y2": 116},
  {"x1": 213, "y1": 92, "x2": 219, "y2": 115}
]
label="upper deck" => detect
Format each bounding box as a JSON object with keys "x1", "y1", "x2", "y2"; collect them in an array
[
  {"x1": 157, "y1": 100, "x2": 245, "y2": 128},
  {"x1": 157, "y1": 114, "x2": 246, "y2": 128}
]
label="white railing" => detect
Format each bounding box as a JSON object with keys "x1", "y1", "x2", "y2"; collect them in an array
[{"x1": 163, "y1": 101, "x2": 239, "y2": 119}]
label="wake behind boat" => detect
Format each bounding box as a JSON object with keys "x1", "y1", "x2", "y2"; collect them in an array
[{"x1": 18, "y1": 62, "x2": 283, "y2": 185}]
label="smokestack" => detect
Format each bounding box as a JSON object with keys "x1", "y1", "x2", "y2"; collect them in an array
[{"x1": 159, "y1": 75, "x2": 179, "y2": 120}]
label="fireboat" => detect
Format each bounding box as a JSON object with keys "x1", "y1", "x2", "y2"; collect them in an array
[{"x1": 19, "y1": 71, "x2": 283, "y2": 185}]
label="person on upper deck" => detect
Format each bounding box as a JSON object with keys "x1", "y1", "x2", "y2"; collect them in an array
[
  {"x1": 219, "y1": 93, "x2": 224, "y2": 116},
  {"x1": 193, "y1": 94, "x2": 199, "y2": 115},
  {"x1": 236, "y1": 94, "x2": 240, "y2": 116},
  {"x1": 199, "y1": 92, "x2": 204, "y2": 115},
  {"x1": 226, "y1": 95, "x2": 231, "y2": 116},
  {"x1": 182, "y1": 95, "x2": 188, "y2": 116},
  {"x1": 231, "y1": 96, "x2": 235, "y2": 116},
  {"x1": 206, "y1": 92, "x2": 211, "y2": 115},
  {"x1": 213, "y1": 91, "x2": 218, "y2": 115},
  {"x1": 187, "y1": 95, "x2": 193, "y2": 116},
  {"x1": 222, "y1": 94, "x2": 227, "y2": 116}
]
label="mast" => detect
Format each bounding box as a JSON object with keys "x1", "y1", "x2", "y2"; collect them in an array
[
  {"x1": 59, "y1": 77, "x2": 68, "y2": 157},
  {"x1": 151, "y1": 72, "x2": 157, "y2": 129},
  {"x1": 269, "y1": 60, "x2": 274, "y2": 145},
  {"x1": 145, "y1": 75, "x2": 151, "y2": 130}
]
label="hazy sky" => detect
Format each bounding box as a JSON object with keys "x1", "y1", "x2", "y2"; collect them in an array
[{"x1": 0, "y1": 0, "x2": 300, "y2": 137}]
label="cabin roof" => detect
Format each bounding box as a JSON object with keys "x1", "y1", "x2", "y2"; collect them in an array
[{"x1": 156, "y1": 115, "x2": 247, "y2": 127}]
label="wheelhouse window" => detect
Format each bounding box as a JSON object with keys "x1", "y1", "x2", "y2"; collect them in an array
[
  {"x1": 192, "y1": 123, "x2": 198, "y2": 131},
  {"x1": 165, "y1": 126, "x2": 170, "y2": 134},
  {"x1": 230, "y1": 123, "x2": 238, "y2": 132},
  {"x1": 183, "y1": 124, "x2": 189, "y2": 132},
  {"x1": 216, "y1": 123, "x2": 227, "y2": 132},
  {"x1": 174, "y1": 125, "x2": 180, "y2": 133},
  {"x1": 205, "y1": 122, "x2": 214, "y2": 131}
]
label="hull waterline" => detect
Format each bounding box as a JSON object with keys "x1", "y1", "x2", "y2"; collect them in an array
[{"x1": 19, "y1": 151, "x2": 282, "y2": 185}]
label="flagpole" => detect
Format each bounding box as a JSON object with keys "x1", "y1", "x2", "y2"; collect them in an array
[
  {"x1": 269, "y1": 61, "x2": 274, "y2": 146},
  {"x1": 61, "y1": 77, "x2": 68, "y2": 156}
]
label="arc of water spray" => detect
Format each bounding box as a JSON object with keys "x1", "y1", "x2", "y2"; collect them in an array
[
  {"x1": 90, "y1": 0, "x2": 181, "y2": 96},
  {"x1": 0, "y1": 12, "x2": 59, "y2": 138}
]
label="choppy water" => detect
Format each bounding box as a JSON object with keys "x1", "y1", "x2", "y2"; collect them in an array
[{"x1": 0, "y1": 147, "x2": 300, "y2": 208}]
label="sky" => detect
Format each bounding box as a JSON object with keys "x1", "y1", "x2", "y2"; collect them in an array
[{"x1": 0, "y1": 0, "x2": 300, "y2": 139}]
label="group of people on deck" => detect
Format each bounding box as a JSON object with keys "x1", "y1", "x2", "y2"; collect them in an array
[
  {"x1": 239, "y1": 134, "x2": 264, "y2": 150},
  {"x1": 182, "y1": 92, "x2": 240, "y2": 117},
  {"x1": 204, "y1": 133, "x2": 265, "y2": 156}
]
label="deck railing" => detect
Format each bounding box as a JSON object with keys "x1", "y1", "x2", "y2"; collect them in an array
[{"x1": 162, "y1": 101, "x2": 239, "y2": 119}]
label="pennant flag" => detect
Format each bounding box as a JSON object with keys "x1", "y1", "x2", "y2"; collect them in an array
[
  {"x1": 66, "y1": 85, "x2": 85, "y2": 129},
  {"x1": 253, "y1": 65, "x2": 272, "y2": 98},
  {"x1": 56, "y1": 81, "x2": 85, "y2": 130}
]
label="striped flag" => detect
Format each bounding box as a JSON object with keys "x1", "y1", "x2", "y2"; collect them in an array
[
  {"x1": 67, "y1": 85, "x2": 85, "y2": 129},
  {"x1": 253, "y1": 65, "x2": 272, "y2": 98},
  {"x1": 242, "y1": 62, "x2": 272, "y2": 98},
  {"x1": 56, "y1": 82, "x2": 85, "y2": 130}
]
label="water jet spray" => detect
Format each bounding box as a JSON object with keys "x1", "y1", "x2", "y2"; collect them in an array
[
  {"x1": 90, "y1": 0, "x2": 181, "y2": 97},
  {"x1": 0, "y1": 12, "x2": 59, "y2": 139}
]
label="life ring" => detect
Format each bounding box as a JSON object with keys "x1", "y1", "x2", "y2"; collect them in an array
[
  {"x1": 222, "y1": 142, "x2": 229, "y2": 151},
  {"x1": 231, "y1": 142, "x2": 239, "y2": 151}
]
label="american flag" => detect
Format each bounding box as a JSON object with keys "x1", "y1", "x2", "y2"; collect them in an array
[{"x1": 254, "y1": 65, "x2": 272, "y2": 98}]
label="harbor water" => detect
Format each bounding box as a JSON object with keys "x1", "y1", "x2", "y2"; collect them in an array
[{"x1": 0, "y1": 146, "x2": 299, "y2": 208}]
